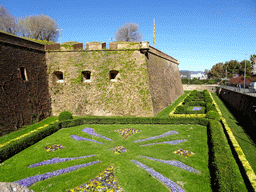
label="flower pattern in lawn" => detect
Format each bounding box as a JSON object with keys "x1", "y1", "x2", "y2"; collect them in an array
[
  {"x1": 13, "y1": 127, "x2": 198, "y2": 191},
  {"x1": 44, "y1": 144, "x2": 65, "y2": 152},
  {"x1": 66, "y1": 165, "x2": 124, "y2": 192}
]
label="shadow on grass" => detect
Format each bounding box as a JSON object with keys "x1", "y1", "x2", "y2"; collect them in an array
[{"x1": 221, "y1": 100, "x2": 256, "y2": 146}]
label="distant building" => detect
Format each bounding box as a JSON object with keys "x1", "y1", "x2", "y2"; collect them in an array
[
  {"x1": 190, "y1": 72, "x2": 208, "y2": 80},
  {"x1": 179, "y1": 71, "x2": 191, "y2": 79},
  {"x1": 180, "y1": 71, "x2": 207, "y2": 80}
]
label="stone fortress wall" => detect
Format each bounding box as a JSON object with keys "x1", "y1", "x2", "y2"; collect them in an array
[
  {"x1": 0, "y1": 31, "x2": 184, "y2": 135},
  {"x1": 46, "y1": 41, "x2": 184, "y2": 117},
  {"x1": 0, "y1": 31, "x2": 51, "y2": 135}
]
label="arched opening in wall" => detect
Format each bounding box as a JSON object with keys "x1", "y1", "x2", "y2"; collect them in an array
[
  {"x1": 20, "y1": 67, "x2": 28, "y2": 81},
  {"x1": 53, "y1": 71, "x2": 64, "y2": 83},
  {"x1": 110, "y1": 70, "x2": 118, "y2": 81},
  {"x1": 82, "y1": 71, "x2": 91, "y2": 82}
]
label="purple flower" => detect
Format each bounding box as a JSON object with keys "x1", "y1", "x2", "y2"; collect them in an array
[
  {"x1": 28, "y1": 155, "x2": 96, "y2": 168},
  {"x1": 132, "y1": 160, "x2": 185, "y2": 192},
  {"x1": 140, "y1": 139, "x2": 187, "y2": 146},
  {"x1": 134, "y1": 131, "x2": 178, "y2": 143},
  {"x1": 13, "y1": 160, "x2": 101, "y2": 187},
  {"x1": 70, "y1": 135, "x2": 104, "y2": 144},
  {"x1": 192, "y1": 107, "x2": 201, "y2": 111},
  {"x1": 139, "y1": 156, "x2": 200, "y2": 173},
  {"x1": 82, "y1": 128, "x2": 113, "y2": 141}
]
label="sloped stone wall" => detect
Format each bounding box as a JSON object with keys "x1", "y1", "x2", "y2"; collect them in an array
[
  {"x1": 0, "y1": 31, "x2": 51, "y2": 136},
  {"x1": 146, "y1": 46, "x2": 184, "y2": 115}
]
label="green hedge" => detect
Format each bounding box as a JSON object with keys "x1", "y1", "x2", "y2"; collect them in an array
[
  {"x1": 0, "y1": 122, "x2": 61, "y2": 163},
  {"x1": 184, "y1": 101, "x2": 206, "y2": 106},
  {"x1": 208, "y1": 120, "x2": 247, "y2": 191}
]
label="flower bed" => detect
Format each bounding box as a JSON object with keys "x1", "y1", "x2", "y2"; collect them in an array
[
  {"x1": 115, "y1": 128, "x2": 141, "y2": 140},
  {"x1": 140, "y1": 139, "x2": 187, "y2": 146},
  {"x1": 44, "y1": 144, "x2": 65, "y2": 152},
  {"x1": 132, "y1": 160, "x2": 185, "y2": 192},
  {"x1": 109, "y1": 146, "x2": 128, "y2": 154},
  {"x1": 173, "y1": 149, "x2": 195, "y2": 158},
  {"x1": 70, "y1": 135, "x2": 104, "y2": 144},
  {"x1": 28, "y1": 155, "x2": 96, "y2": 168},
  {"x1": 134, "y1": 131, "x2": 178, "y2": 143},
  {"x1": 82, "y1": 128, "x2": 113, "y2": 141},
  {"x1": 14, "y1": 161, "x2": 101, "y2": 187},
  {"x1": 66, "y1": 165, "x2": 124, "y2": 192},
  {"x1": 139, "y1": 156, "x2": 200, "y2": 173}
]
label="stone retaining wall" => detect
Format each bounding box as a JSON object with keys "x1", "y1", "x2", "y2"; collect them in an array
[{"x1": 183, "y1": 84, "x2": 218, "y2": 92}]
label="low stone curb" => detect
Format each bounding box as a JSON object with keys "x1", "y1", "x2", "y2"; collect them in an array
[{"x1": 0, "y1": 182, "x2": 34, "y2": 192}]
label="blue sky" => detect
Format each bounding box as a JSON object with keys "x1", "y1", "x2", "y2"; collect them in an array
[{"x1": 2, "y1": 0, "x2": 256, "y2": 71}]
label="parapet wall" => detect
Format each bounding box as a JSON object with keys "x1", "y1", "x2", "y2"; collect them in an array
[
  {"x1": 183, "y1": 84, "x2": 218, "y2": 92},
  {"x1": 216, "y1": 87, "x2": 256, "y2": 127}
]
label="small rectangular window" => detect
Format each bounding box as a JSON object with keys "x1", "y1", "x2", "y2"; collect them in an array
[
  {"x1": 110, "y1": 70, "x2": 118, "y2": 81},
  {"x1": 82, "y1": 71, "x2": 91, "y2": 82},
  {"x1": 20, "y1": 67, "x2": 28, "y2": 81}
]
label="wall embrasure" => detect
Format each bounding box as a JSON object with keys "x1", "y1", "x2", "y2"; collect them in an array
[{"x1": 46, "y1": 49, "x2": 154, "y2": 117}]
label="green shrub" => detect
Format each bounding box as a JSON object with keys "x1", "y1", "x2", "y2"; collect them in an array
[
  {"x1": 183, "y1": 96, "x2": 192, "y2": 103},
  {"x1": 58, "y1": 111, "x2": 73, "y2": 121},
  {"x1": 185, "y1": 101, "x2": 205, "y2": 106},
  {"x1": 174, "y1": 106, "x2": 185, "y2": 114},
  {"x1": 206, "y1": 110, "x2": 220, "y2": 121},
  {"x1": 205, "y1": 96, "x2": 212, "y2": 103},
  {"x1": 190, "y1": 90, "x2": 197, "y2": 96},
  {"x1": 206, "y1": 103, "x2": 217, "y2": 112}
]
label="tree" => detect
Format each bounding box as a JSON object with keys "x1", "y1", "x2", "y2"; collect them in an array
[
  {"x1": 250, "y1": 54, "x2": 256, "y2": 74},
  {"x1": 239, "y1": 60, "x2": 251, "y2": 77},
  {"x1": 17, "y1": 14, "x2": 59, "y2": 42},
  {"x1": 208, "y1": 62, "x2": 225, "y2": 79},
  {"x1": 0, "y1": 5, "x2": 18, "y2": 35},
  {"x1": 115, "y1": 22, "x2": 143, "y2": 42}
]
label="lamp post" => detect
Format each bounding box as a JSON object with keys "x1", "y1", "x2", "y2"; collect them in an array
[
  {"x1": 56, "y1": 29, "x2": 63, "y2": 44},
  {"x1": 244, "y1": 53, "x2": 248, "y2": 92}
]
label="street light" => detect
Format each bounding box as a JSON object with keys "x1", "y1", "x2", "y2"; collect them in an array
[
  {"x1": 56, "y1": 29, "x2": 63, "y2": 44},
  {"x1": 244, "y1": 53, "x2": 248, "y2": 92}
]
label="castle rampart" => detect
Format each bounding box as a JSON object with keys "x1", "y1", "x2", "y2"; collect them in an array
[
  {"x1": 0, "y1": 31, "x2": 51, "y2": 136},
  {"x1": 0, "y1": 31, "x2": 184, "y2": 135}
]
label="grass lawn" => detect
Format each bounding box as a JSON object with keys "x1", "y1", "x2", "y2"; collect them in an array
[
  {"x1": 156, "y1": 91, "x2": 190, "y2": 117},
  {"x1": 0, "y1": 124, "x2": 211, "y2": 192}
]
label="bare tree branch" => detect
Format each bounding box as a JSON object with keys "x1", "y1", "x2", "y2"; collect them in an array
[
  {"x1": 0, "y1": 5, "x2": 18, "y2": 35},
  {"x1": 115, "y1": 22, "x2": 143, "y2": 42}
]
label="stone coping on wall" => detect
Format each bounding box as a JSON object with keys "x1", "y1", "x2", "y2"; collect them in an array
[
  {"x1": 0, "y1": 31, "x2": 45, "y2": 52},
  {"x1": 148, "y1": 45, "x2": 179, "y2": 64}
]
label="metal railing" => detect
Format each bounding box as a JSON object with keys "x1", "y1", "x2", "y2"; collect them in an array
[{"x1": 218, "y1": 85, "x2": 256, "y2": 97}]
